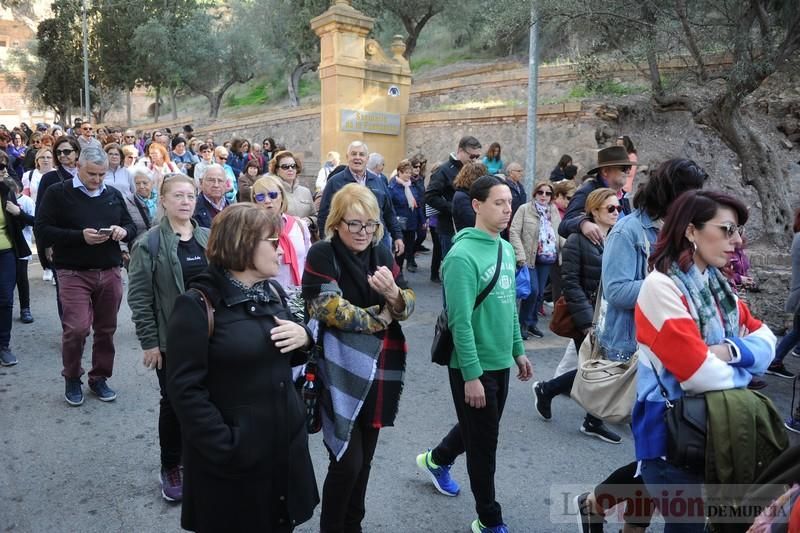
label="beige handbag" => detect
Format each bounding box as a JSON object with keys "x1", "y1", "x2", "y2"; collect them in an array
[{"x1": 570, "y1": 282, "x2": 639, "y2": 424}]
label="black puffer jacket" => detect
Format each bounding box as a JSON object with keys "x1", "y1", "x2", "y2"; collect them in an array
[{"x1": 561, "y1": 232, "x2": 603, "y2": 331}]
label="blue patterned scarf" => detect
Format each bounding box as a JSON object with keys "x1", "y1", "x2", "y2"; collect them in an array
[{"x1": 668, "y1": 262, "x2": 739, "y2": 344}]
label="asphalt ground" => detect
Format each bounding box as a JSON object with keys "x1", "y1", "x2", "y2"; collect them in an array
[{"x1": 1, "y1": 248, "x2": 798, "y2": 532}]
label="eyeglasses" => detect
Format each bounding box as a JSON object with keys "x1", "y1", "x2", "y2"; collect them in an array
[
  {"x1": 254, "y1": 191, "x2": 280, "y2": 202},
  {"x1": 279, "y1": 163, "x2": 297, "y2": 170},
  {"x1": 535, "y1": 190, "x2": 553, "y2": 197},
  {"x1": 55, "y1": 149, "x2": 74, "y2": 156},
  {"x1": 605, "y1": 205, "x2": 623, "y2": 214},
  {"x1": 706, "y1": 222, "x2": 745, "y2": 239},
  {"x1": 343, "y1": 220, "x2": 380, "y2": 234},
  {"x1": 81, "y1": 127, "x2": 93, "y2": 132},
  {"x1": 261, "y1": 236, "x2": 280, "y2": 250},
  {"x1": 468, "y1": 153, "x2": 482, "y2": 160},
  {"x1": 618, "y1": 166, "x2": 631, "y2": 173}
]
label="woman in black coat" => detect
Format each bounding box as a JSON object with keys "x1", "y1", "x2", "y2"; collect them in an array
[
  {"x1": 166, "y1": 204, "x2": 319, "y2": 533},
  {"x1": 531, "y1": 188, "x2": 623, "y2": 444},
  {"x1": 450, "y1": 161, "x2": 487, "y2": 232}
]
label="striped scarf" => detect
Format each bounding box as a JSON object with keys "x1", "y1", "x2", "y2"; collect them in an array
[{"x1": 668, "y1": 262, "x2": 739, "y2": 344}]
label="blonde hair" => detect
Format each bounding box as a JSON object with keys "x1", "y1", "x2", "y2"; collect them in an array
[
  {"x1": 396, "y1": 158, "x2": 413, "y2": 174},
  {"x1": 121, "y1": 145, "x2": 138, "y2": 159},
  {"x1": 553, "y1": 179, "x2": 577, "y2": 199},
  {"x1": 35, "y1": 148, "x2": 53, "y2": 168},
  {"x1": 585, "y1": 187, "x2": 617, "y2": 220},
  {"x1": 251, "y1": 175, "x2": 288, "y2": 213},
  {"x1": 532, "y1": 179, "x2": 554, "y2": 199},
  {"x1": 325, "y1": 183, "x2": 384, "y2": 243},
  {"x1": 453, "y1": 161, "x2": 487, "y2": 190},
  {"x1": 156, "y1": 173, "x2": 195, "y2": 221},
  {"x1": 214, "y1": 146, "x2": 228, "y2": 160}
]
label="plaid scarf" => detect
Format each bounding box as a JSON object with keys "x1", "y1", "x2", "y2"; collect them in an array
[{"x1": 668, "y1": 262, "x2": 739, "y2": 344}]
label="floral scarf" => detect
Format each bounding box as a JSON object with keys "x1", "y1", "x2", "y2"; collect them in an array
[
  {"x1": 224, "y1": 271, "x2": 275, "y2": 304},
  {"x1": 534, "y1": 202, "x2": 557, "y2": 264},
  {"x1": 668, "y1": 262, "x2": 739, "y2": 344}
]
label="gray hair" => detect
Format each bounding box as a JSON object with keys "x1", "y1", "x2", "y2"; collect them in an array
[
  {"x1": 78, "y1": 146, "x2": 108, "y2": 167},
  {"x1": 346, "y1": 140, "x2": 369, "y2": 155},
  {"x1": 202, "y1": 163, "x2": 225, "y2": 179},
  {"x1": 130, "y1": 165, "x2": 154, "y2": 182},
  {"x1": 366, "y1": 153, "x2": 384, "y2": 171}
]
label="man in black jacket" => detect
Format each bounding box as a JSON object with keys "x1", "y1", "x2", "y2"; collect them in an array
[
  {"x1": 424, "y1": 136, "x2": 482, "y2": 259},
  {"x1": 557, "y1": 146, "x2": 634, "y2": 244},
  {"x1": 36, "y1": 146, "x2": 137, "y2": 406},
  {"x1": 193, "y1": 164, "x2": 231, "y2": 228}
]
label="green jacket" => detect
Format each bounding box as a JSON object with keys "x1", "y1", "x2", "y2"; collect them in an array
[
  {"x1": 127, "y1": 217, "x2": 210, "y2": 352},
  {"x1": 443, "y1": 228, "x2": 524, "y2": 381}
]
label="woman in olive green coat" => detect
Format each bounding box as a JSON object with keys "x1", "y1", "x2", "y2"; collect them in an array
[{"x1": 127, "y1": 173, "x2": 210, "y2": 504}]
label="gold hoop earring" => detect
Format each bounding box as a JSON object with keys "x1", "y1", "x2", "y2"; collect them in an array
[{"x1": 691, "y1": 241, "x2": 698, "y2": 253}]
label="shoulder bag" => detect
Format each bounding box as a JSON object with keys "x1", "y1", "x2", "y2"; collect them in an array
[
  {"x1": 570, "y1": 281, "x2": 639, "y2": 424},
  {"x1": 431, "y1": 242, "x2": 503, "y2": 366}
]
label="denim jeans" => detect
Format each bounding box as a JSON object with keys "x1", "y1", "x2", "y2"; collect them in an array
[
  {"x1": 57, "y1": 267, "x2": 123, "y2": 382},
  {"x1": 774, "y1": 312, "x2": 800, "y2": 364},
  {"x1": 640, "y1": 458, "x2": 705, "y2": 532},
  {"x1": 519, "y1": 263, "x2": 552, "y2": 329},
  {"x1": 439, "y1": 232, "x2": 453, "y2": 259},
  {"x1": 0, "y1": 249, "x2": 15, "y2": 348}
]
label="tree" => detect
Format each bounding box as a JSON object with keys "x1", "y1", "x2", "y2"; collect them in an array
[{"x1": 356, "y1": 0, "x2": 452, "y2": 59}]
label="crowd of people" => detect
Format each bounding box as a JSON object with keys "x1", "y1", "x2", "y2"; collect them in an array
[{"x1": 1, "y1": 118, "x2": 800, "y2": 533}]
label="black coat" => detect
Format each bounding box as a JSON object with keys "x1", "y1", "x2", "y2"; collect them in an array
[
  {"x1": 560, "y1": 232, "x2": 603, "y2": 331},
  {"x1": 424, "y1": 154, "x2": 462, "y2": 236},
  {"x1": 192, "y1": 194, "x2": 229, "y2": 229},
  {"x1": 451, "y1": 188, "x2": 475, "y2": 232},
  {"x1": 0, "y1": 180, "x2": 33, "y2": 258},
  {"x1": 166, "y1": 265, "x2": 319, "y2": 532},
  {"x1": 558, "y1": 177, "x2": 631, "y2": 238}
]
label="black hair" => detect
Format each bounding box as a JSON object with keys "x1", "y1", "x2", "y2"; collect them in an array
[
  {"x1": 469, "y1": 174, "x2": 507, "y2": 202},
  {"x1": 564, "y1": 165, "x2": 578, "y2": 179},
  {"x1": 171, "y1": 137, "x2": 186, "y2": 150},
  {"x1": 557, "y1": 154, "x2": 572, "y2": 169},
  {"x1": 633, "y1": 158, "x2": 708, "y2": 220},
  {"x1": 458, "y1": 135, "x2": 482, "y2": 151}
]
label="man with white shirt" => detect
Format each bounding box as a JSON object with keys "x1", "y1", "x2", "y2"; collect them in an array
[{"x1": 35, "y1": 147, "x2": 137, "y2": 406}]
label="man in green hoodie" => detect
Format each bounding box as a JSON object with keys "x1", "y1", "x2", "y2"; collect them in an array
[{"x1": 416, "y1": 175, "x2": 533, "y2": 533}]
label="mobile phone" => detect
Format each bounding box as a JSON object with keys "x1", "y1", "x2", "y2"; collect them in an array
[{"x1": 97, "y1": 228, "x2": 113, "y2": 236}]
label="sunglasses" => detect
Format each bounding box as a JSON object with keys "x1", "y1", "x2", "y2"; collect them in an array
[
  {"x1": 218, "y1": 156, "x2": 228, "y2": 161},
  {"x1": 81, "y1": 127, "x2": 93, "y2": 132},
  {"x1": 706, "y1": 222, "x2": 745, "y2": 239},
  {"x1": 55, "y1": 149, "x2": 74, "y2": 156},
  {"x1": 468, "y1": 153, "x2": 482, "y2": 160},
  {"x1": 535, "y1": 190, "x2": 553, "y2": 197},
  {"x1": 254, "y1": 191, "x2": 280, "y2": 202},
  {"x1": 344, "y1": 220, "x2": 380, "y2": 234},
  {"x1": 279, "y1": 163, "x2": 297, "y2": 170},
  {"x1": 605, "y1": 205, "x2": 623, "y2": 214},
  {"x1": 262, "y1": 236, "x2": 280, "y2": 250}
]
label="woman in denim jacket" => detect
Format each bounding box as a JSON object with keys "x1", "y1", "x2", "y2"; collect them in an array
[{"x1": 575, "y1": 158, "x2": 708, "y2": 532}]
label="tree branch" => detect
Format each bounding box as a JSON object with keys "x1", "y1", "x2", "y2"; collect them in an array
[{"x1": 673, "y1": 0, "x2": 707, "y2": 81}]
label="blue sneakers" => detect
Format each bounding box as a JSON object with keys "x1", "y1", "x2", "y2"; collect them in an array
[
  {"x1": 416, "y1": 450, "x2": 460, "y2": 496},
  {"x1": 89, "y1": 379, "x2": 117, "y2": 402},
  {"x1": 64, "y1": 378, "x2": 84, "y2": 406},
  {"x1": 471, "y1": 519, "x2": 509, "y2": 533}
]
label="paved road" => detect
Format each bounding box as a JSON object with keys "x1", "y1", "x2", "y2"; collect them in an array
[{"x1": 2, "y1": 250, "x2": 798, "y2": 532}]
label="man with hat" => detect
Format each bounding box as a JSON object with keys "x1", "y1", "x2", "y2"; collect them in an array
[{"x1": 558, "y1": 145, "x2": 634, "y2": 243}]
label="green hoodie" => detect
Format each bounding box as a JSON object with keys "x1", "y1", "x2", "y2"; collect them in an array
[{"x1": 443, "y1": 228, "x2": 524, "y2": 381}]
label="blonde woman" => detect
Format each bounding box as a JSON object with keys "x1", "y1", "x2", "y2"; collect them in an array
[{"x1": 509, "y1": 180, "x2": 561, "y2": 339}]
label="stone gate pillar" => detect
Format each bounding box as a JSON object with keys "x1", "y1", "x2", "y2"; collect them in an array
[{"x1": 311, "y1": 0, "x2": 412, "y2": 170}]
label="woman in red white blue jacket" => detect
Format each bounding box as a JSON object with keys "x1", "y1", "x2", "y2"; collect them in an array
[{"x1": 633, "y1": 190, "x2": 775, "y2": 532}]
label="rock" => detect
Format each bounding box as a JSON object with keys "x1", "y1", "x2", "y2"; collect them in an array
[{"x1": 782, "y1": 138, "x2": 795, "y2": 149}]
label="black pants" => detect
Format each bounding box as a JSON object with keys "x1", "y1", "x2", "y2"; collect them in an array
[
  {"x1": 396, "y1": 230, "x2": 417, "y2": 271},
  {"x1": 15, "y1": 259, "x2": 29, "y2": 309},
  {"x1": 432, "y1": 368, "x2": 510, "y2": 528},
  {"x1": 320, "y1": 414, "x2": 380, "y2": 533},
  {"x1": 156, "y1": 352, "x2": 182, "y2": 470},
  {"x1": 414, "y1": 226, "x2": 427, "y2": 250},
  {"x1": 595, "y1": 462, "x2": 653, "y2": 527},
  {"x1": 429, "y1": 227, "x2": 442, "y2": 280}
]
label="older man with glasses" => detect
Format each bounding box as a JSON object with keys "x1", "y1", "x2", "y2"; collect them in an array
[
  {"x1": 193, "y1": 164, "x2": 231, "y2": 228},
  {"x1": 77, "y1": 122, "x2": 102, "y2": 150}
]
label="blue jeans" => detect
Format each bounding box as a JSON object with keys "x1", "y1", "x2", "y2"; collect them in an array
[
  {"x1": 0, "y1": 249, "x2": 15, "y2": 348},
  {"x1": 439, "y1": 233, "x2": 453, "y2": 259},
  {"x1": 774, "y1": 312, "x2": 800, "y2": 364},
  {"x1": 519, "y1": 263, "x2": 552, "y2": 330},
  {"x1": 640, "y1": 459, "x2": 705, "y2": 532}
]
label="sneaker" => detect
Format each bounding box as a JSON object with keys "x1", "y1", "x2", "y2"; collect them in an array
[
  {"x1": 160, "y1": 466, "x2": 183, "y2": 502},
  {"x1": 766, "y1": 362, "x2": 795, "y2": 379},
  {"x1": 416, "y1": 450, "x2": 460, "y2": 496},
  {"x1": 574, "y1": 492, "x2": 605, "y2": 533},
  {"x1": 792, "y1": 345, "x2": 800, "y2": 358},
  {"x1": 42, "y1": 268, "x2": 53, "y2": 282},
  {"x1": 785, "y1": 417, "x2": 800, "y2": 434},
  {"x1": 64, "y1": 378, "x2": 84, "y2": 406},
  {"x1": 532, "y1": 381, "x2": 552, "y2": 421},
  {"x1": 20, "y1": 308, "x2": 34, "y2": 324},
  {"x1": 748, "y1": 378, "x2": 767, "y2": 390},
  {"x1": 416, "y1": 245, "x2": 431, "y2": 253},
  {"x1": 580, "y1": 421, "x2": 622, "y2": 444},
  {"x1": 470, "y1": 519, "x2": 509, "y2": 533},
  {"x1": 89, "y1": 379, "x2": 117, "y2": 402},
  {"x1": 528, "y1": 326, "x2": 544, "y2": 339},
  {"x1": 0, "y1": 347, "x2": 18, "y2": 366}
]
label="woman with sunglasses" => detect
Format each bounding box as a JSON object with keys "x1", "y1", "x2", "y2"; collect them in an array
[
  {"x1": 270, "y1": 151, "x2": 317, "y2": 238},
  {"x1": 166, "y1": 204, "x2": 318, "y2": 531},
  {"x1": 532, "y1": 188, "x2": 623, "y2": 442},
  {"x1": 302, "y1": 183, "x2": 414, "y2": 533},
  {"x1": 128, "y1": 173, "x2": 209, "y2": 504},
  {"x1": 509, "y1": 179, "x2": 562, "y2": 340},
  {"x1": 251, "y1": 175, "x2": 311, "y2": 304}
]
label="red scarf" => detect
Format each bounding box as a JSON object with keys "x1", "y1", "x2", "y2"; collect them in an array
[{"x1": 280, "y1": 214, "x2": 302, "y2": 285}]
